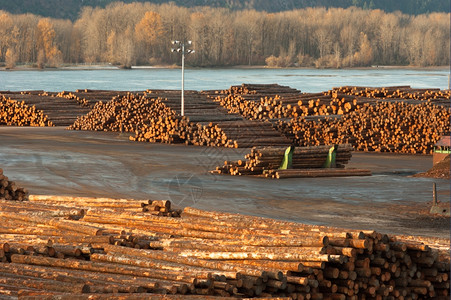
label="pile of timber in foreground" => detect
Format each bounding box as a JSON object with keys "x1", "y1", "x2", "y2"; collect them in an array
[
  {"x1": 212, "y1": 144, "x2": 371, "y2": 179},
  {"x1": 0, "y1": 196, "x2": 448, "y2": 299},
  {"x1": 0, "y1": 168, "x2": 28, "y2": 201}
]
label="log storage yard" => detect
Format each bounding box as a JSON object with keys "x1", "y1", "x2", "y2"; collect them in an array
[{"x1": 0, "y1": 83, "x2": 450, "y2": 299}]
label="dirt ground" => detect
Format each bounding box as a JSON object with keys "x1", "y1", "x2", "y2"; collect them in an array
[
  {"x1": 0, "y1": 126, "x2": 449, "y2": 239},
  {"x1": 414, "y1": 155, "x2": 450, "y2": 179}
]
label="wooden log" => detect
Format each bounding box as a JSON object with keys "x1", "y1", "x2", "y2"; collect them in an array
[
  {"x1": 102, "y1": 244, "x2": 266, "y2": 279},
  {"x1": 10, "y1": 254, "x2": 203, "y2": 285},
  {"x1": 272, "y1": 169, "x2": 371, "y2": 179},
  {"x1": 0, "y1": 274, "x2": 89, "y2": 293}
]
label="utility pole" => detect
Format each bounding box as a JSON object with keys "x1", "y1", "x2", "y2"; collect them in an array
[{"x1": 171, "y1": 40, "x2": 194, "y2": 116}]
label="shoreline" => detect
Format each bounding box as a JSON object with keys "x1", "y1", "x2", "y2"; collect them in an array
[{"x1": 1, "y1": 64, "x2": 450, "y2": 71}]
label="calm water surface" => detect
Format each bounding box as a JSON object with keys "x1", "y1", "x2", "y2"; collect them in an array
[{"x1": 0, "y1": 67, "x2": 449, "y2": 92}]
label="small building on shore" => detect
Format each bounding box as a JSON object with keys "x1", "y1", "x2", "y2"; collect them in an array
[{"x1": 433, "y1": 136, "x2": 451, "y2": 165}]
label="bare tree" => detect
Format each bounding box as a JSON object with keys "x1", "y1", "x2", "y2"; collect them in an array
[
  {"x1": 0, "y1": 5, "x2": 449, "y2": 67},
  {"x1": 0, "y1": 12, "x2": 13, "y2": 62}
]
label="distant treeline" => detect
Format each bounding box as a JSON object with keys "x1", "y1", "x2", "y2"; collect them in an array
[
  {"x1": 0, "y1": 0, "x2": 448, "y2": 20},
  {"x1": 0, "y1": 3, "x2": 449, "y2": 68}
]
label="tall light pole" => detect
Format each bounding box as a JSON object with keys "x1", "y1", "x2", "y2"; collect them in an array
[{"x1": 171, "y1": 40, "x2": 194, "y2": 117}]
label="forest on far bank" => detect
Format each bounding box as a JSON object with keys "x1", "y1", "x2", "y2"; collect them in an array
[
  {"x1": 0, "y1": 0, "x2": 448, "y2": 20},
  {"x1": 0, "y1": 2, "x2": 449, "y2": 69}
]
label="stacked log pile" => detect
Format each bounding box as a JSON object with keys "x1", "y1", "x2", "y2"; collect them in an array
[
  {"x1": 68, "y1": 91, "x2": 289, "y2": 148},
  {"x1": 68, "y1": 93, "x2": 188, "y2": 139},
  {"x1": 211, "y1": 84, "x2": 450, "y2": 154},
  {"x1": 332, "y1": 86, "x2": 451, "y2": 103},
  {"x1": 211, "y1": 83, "x2": 303, "y2": 120},
  {"x1": 21, "y1": 89, "x2": 143, "y2": 108},
  {"x1": 146, "y1": 89, "x2": 290, "y2": 148},
  {"x1": 278, "y1": 101, "x2": 450, "y2": 154},
  {"x1": 212, "y1": 144, "x2": 371, "y2": 179},
  {"x1": 0, "y1": 168, "x2": 28, "y2": 201},
  {"x1": 213, "y1": 84, "x2": 450, "y2": 122},
  {"x1": 0, "y1": 197, "x2": 449, "y2": 299},
  {"x1": 0, "y1": 95, "x2": 53, "y2": 126},
  {"x1": 211, "y1": 83, "x2": 369, "y2": 120},
  {"x1": 0, "y1": 91, "x2": 91, "y2": 126},
  {"x1": 56, "y1": 89, "x2": 137, "y2": 108},
  {"x1": 68, "y1": 92, "x2": 237, "y2": 147}
]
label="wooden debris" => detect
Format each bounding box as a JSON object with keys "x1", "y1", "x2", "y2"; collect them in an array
[
  {"x1": 142, "y1": 200, "x2": 182, "y2": 217},
  {"x1": 0, "y1": 168, "x2": 28, "y2": 201}
]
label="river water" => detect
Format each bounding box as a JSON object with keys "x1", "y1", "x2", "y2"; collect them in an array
[{"x1": 0, "y1": 67, "x2": 449, "y2": 92}]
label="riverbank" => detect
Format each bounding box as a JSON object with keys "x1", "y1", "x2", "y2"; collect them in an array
[{"x1": 1, "y1": 63, "x2": 449, "y2": 72}]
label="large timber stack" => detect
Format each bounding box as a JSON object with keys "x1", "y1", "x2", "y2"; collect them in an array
[
  {"x1": 211, "y1": 84, "x2": 450, "y2": 154},
  {"x1": 143, "y1": 89, "x2": 290, "y2": 148},
  {"x1": 68, "y1": 90, "x2": 290, "y2": 148},
  {"x1": 278, "y1": 101, "x2": 450, "y2": 154},
  {"x1": 0, "y1": 196, "x2": 448, "y2": 299},
  {"x1": 68, "y1": 92, "x2": 238, "y2": 147}
]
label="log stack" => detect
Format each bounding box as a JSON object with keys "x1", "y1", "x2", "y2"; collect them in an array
[
  {"x1": 332, "y1": 86, "x2": 451, "y2": 103},
  {"x1": 0, "y1": 96, "x2": 53, "y2": 126},
  {"x1": 68, "y1": 91, "x2": 289, "y2": 148},
  {"x1": 212, "y1": 84, "x2": 450, "y2": 154},
  {"x1": 56, "y1": 89, "x2": 138, "y2": 108},
  {"x1": 68, "y1": 92, "x2": 237, "y2": 148},
  {"x1": 213, "y1": 84, "x2": 450, "y2": 122},
  {"x1": 0, "y1": 168, "x2": 28, "y2": 201},
  {"x1": 0, "y1": 197, "x2": 448, "y2": 299},
  {"x1": 67, "y1": 92, "x2": 188, "y2": 142},
  {"x1": 211, "y1": 83, "x2": 365, "y2": 120},
  {"x1": 211, "y1": 83, "x2": 303, "y2": 120},
  {"x1": 278, "y1": 101, "x2": 450, "y2": 154},
  {"x1": 211, "y1": 144, "x2": 371, "y2": 179},
  {"x1": 0, "y1": 91, "x2": 91, "y2": 126},
  {"x1": 144, "y1": 89, "x2": 290, "y2": 148},
  {"x1": 67, "y1": 92, "x2": 166, "y2": 133}
]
